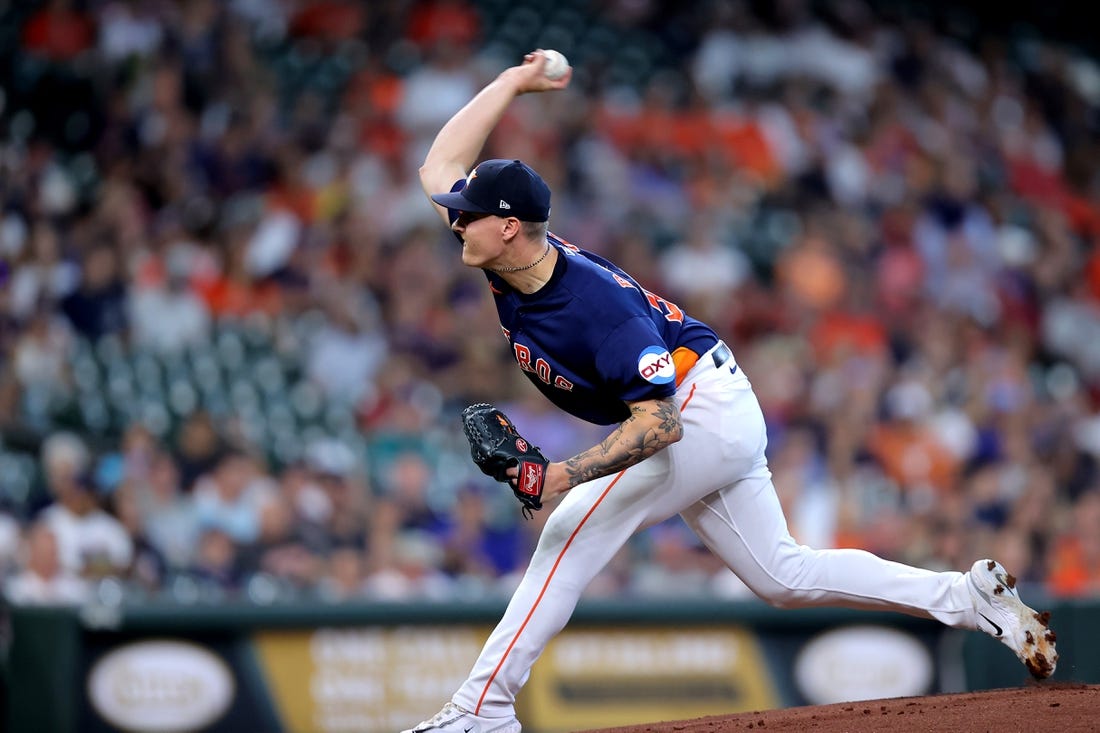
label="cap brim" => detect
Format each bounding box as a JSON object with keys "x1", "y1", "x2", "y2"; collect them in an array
[{"x1": 430, "y1": 191, "x2": 492, "y2": 214}]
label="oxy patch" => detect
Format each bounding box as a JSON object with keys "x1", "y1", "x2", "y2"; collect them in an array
[{"x1": 638, "y1": 346, "x2": 676, "y2": 384}]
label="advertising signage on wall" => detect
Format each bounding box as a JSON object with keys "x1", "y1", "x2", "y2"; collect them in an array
[
  {"x1": 8, "y1": 602, "x2": 991, "y2": 733},
  {"x1": 253, "y1": 626, "x2": 488, "y2": 733}
]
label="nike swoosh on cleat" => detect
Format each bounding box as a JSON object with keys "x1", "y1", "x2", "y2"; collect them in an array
[{"x1": 980, "y1": 612, "x2": 1003, "y2": 637}]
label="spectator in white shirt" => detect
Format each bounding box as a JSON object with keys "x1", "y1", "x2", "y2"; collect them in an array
[
  {"x1": 4, "y1": 521, "x2": 89, "y2": 605},
  {"x1": 37, "y1": 432, "x2": 133, "y2": 578},
  {"x1": 129, "y1": 245, "x2": 212, "y2": 354}
]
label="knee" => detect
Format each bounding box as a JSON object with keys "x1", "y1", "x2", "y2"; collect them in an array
[
  {"x1": 535, "y1": 509, "x2": 577, "y2": 551},
  {"x1": 748, "y1": 549, "x2": 820, "y2": 609},
  {"x1": 754, "y1": 582, "x2": 803, "y2": 609}
]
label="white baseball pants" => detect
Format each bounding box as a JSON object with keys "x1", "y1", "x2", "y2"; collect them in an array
[{"x1": 453, "y1": 344, "x2": 977, "y2": 718}]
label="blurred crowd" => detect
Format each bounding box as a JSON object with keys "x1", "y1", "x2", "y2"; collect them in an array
[{"x1": 1, "y1": 0, "x2": 1100, "y2": 609}]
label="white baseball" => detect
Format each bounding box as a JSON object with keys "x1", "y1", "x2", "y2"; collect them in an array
[{"x1": 541, "y1": 49, "x2": 569, "y2": 81}]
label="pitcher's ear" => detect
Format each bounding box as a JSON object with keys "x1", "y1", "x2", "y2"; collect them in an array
[{"x1": 500, "y1": 217, "x2": 521, "y2": 241}]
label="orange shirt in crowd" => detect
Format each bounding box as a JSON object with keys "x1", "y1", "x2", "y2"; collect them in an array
[
  {"x1": 196, "y1": 275, "x2": 283, "y2": 318},
  {"x1": 867, "y1": 422, "x2": 961, "y2": 495},
  {"x1": 777, "y1": 238, "x2": 848, "y2": 312},
  {"x1": 1047, "y1": 536, "x2": 1100, "y2": 597},
  {"x1": 809, "y1": 310, "x2": 888, "y2": 362},
  {"x1": 596, "y1": 106, "x2": 779, "y2": 182}
]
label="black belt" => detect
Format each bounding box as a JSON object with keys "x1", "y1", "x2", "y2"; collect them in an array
[{"x1": 711, "y1": 341, "x2": 733, "y2": 370}]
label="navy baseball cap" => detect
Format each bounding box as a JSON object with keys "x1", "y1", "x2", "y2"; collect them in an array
[{"x1": 431, "y1": 159, "x2": 551, "y2": 222}]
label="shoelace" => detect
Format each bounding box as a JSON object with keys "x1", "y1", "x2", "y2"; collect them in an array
[{"x1": 418, "y1": 704, "x2": 464, "y2": 730}]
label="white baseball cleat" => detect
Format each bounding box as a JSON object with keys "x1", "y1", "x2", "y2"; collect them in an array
[
  {"x1": 967, "y1": 558, "x2": 1058, "y2": 679},
  {"x1": 400, "y1": 702, "x2": 521, "y2": 733}
]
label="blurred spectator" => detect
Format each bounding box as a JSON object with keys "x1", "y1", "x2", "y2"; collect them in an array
[
  {"x1": 197, "y1": 231, "x2": 284, "y2": 319},
  {"x1": 405, "y1": 0, "x2": 481, "y2": 50},
  {"x1": 316, "y1": 544, "x2": 368, "y2": 602},
  {"x1": 658, "y1": 217, "x2": 751, "y2": 324},
  {"x1": 3, "y1": 521, "x2": 89, "y2": 605},
  {"x1": 173, "y1": 411, "x2": 224, "y2": 491},
  {"x1": 303, "y1": 437, "x2": 372, "y2": 549},
  {"x1": 192, "y1": 449, "x2": 277, "y2": 545},
  {"x1": 129, "y1": 245, "x2": 212, "y2": 353},
  {"x1": 770, "y1": 426, "x2": 839, "y2": 550},
  {"x1": 131, "y1": 451, "x2": 200, "y2": 571},
  {"x1": 867, "y1": 378, "x2": 961, "y2": 503},
  {"x1": 1047, "y1": 489, "x2": 1100, "y2": 596},
  {"x1": 290, "y1": 0, "x2": 365, "y2": 45},
  {"x1": 59, "y1": 244, "x2": 129, "y2": 341},
  {"x1": 110, "y1": 479, "x2": 168, "y2": 592},
  {"x1": 188, "y1": 525, "x2": 244, "y2": 592},
  {"x1": 363, "y1": 529, "x2": 453, "y2": 600},
  {"x1": 274, "y1": 461, "x2": 336, "y2": 552},
  {"x1": 395, "y1": 31, "x2": 479, "y2": 140},
  {"x1": 115, "y1": 422, "x2": 159, "y2": 487},
  {"x1": 97, "y1": 0, "x2": 164, "y2": 64},
  {"x1": 37, "y1": 432, "x2": 133, "y2": 579},
  {"x1": 583, "y1": 545, "x2": 637, "y2": 599},
  {"x1": 630, "y1": 522, "x2": 712, "y2": 598},
  {"x1": 305, "y1": 294, "x2": 388, "y2": 404},
  {"x1": 243, "y1": 490, "x2": 324, "y2": 592},
  {"x1": 5, "y1": 222, "x2": 81, "y2": 322},
  {"x1": 775, "y1": 214, "x2": 848, "y2": 314},
  {"x1": 438, "y1": 483, "x2": 523, "y2": 583},
  {"x1": 12, "y1": 307, "x2": 71, "y2": 394},
  {"x1": 380, "y1": 450, "x2": 447, "y2": 535}
]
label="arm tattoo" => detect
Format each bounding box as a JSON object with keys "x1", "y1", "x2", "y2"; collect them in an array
[{"x1": 563, "y1": 397, "x2": 683, "y2": 487}]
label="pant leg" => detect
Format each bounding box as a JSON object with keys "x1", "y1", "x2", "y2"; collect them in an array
[
  {"x1": 681, "y1": 454, "x2": 977, "y2": 629},
  {"x1": 670, "y1": 358, "x2": 978, "y2": 628},
  {"x1": 453, "y1": 449, "x2": 678, "y2": 718}
]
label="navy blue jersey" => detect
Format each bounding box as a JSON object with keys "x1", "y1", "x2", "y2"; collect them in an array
[
  {"x1": 442, "y1": 185, "x2": 719, "y2": 424},
  {"x1": 486, "y1": 234, "x2": 719, "y2": 424}
]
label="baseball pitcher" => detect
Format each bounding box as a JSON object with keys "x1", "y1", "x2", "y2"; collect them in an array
[{"x1": 401, "y1": 50, "x2": 1057, "y2": 733}]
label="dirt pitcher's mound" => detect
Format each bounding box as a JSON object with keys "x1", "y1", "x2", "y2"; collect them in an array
[{"x1": 579, "y1": 683, "x2": 1099, "y2": 733}]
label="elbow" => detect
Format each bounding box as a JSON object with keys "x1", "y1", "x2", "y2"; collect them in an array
[
  {"x1": 419, "y1": 163, "x2": 445, "y2": 203},
  {"x1": 420, "y1": 161, "x2": 455, "y2": 199}
]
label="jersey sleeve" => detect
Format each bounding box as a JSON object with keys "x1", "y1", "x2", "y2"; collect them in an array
[{"x1": 595, "y1": 316, "x2": 678, "y2": 403}]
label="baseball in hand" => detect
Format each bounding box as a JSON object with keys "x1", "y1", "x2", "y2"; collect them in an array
[{"x1": 541, "y1": 49, "x2": 569, "y2": 80}]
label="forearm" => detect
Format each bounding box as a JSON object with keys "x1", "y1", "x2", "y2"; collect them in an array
[{"x1": 562, "y1": 397, "x2": 683, "y2": 488}]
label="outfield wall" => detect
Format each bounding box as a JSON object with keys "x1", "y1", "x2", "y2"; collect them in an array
[{"x1": 4, "y1": 598, "x2": 1095, "y2": 733}]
